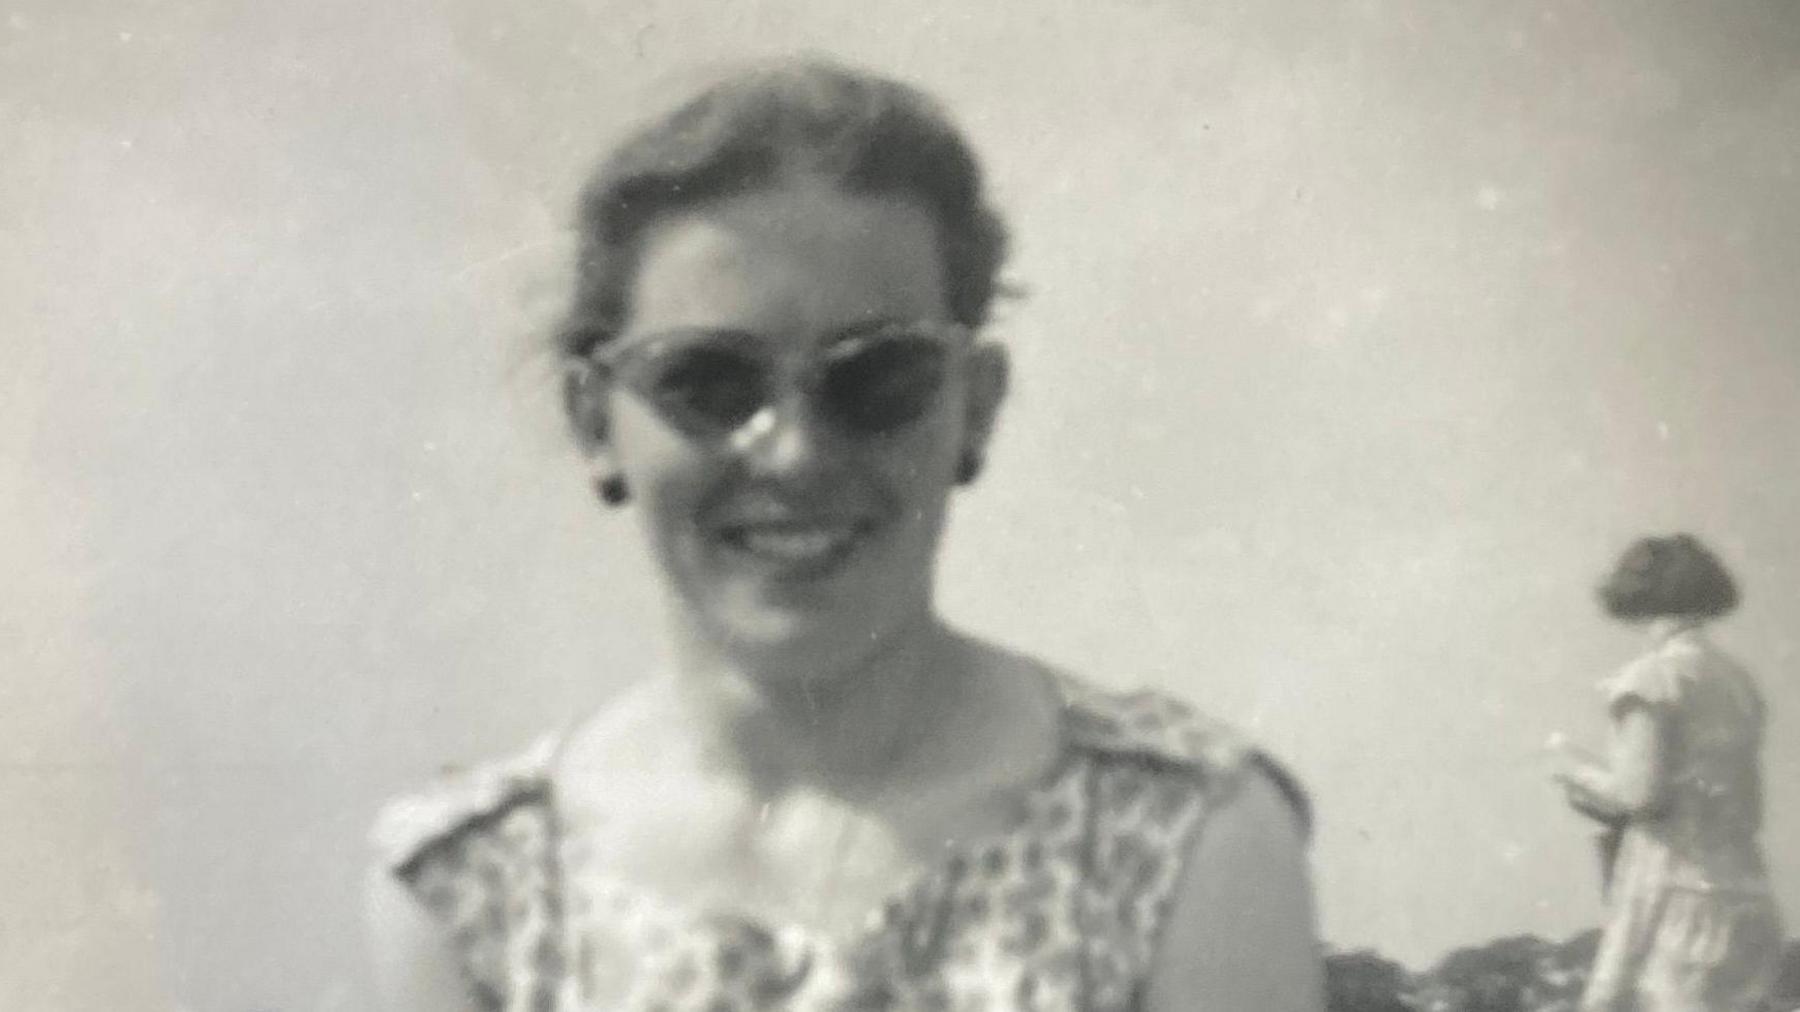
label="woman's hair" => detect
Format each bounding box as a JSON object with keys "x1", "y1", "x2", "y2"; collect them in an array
[
  {"x1": 554, "y1": 57, "x2": 1010, "y2": 361},
  {"x1": 1597, "y1": 533, "x2": 1740, "y2": 621}
]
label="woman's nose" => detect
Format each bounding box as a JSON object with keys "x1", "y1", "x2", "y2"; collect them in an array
[{"x1": 732, "y1": 391, "x2": 835, "y2": 477}]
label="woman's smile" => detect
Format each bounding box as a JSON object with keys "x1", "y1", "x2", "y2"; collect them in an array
[
  {"x1": 698, "y1": 471, "x2": 900, "y2": 589},
  {"x1": 710, "y1": 514, "x2": 883, "y2": 579}
]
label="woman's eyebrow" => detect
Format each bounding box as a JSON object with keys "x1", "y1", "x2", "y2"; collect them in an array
[
  {"x1": 592, "y1": 325, "x2": 759, "y2": 366},
  {"x1": 630, "y1": 325, "x2": 761, "y2": 347},
  {"x1": 616, "y1": 317, "x2": 919, "y2": 357},
  {"x1": 821, "y1": 316, "x2": 911, "y2": 343}
]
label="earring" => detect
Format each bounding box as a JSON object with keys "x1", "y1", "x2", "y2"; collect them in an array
[
  {"x1": 595, "y1": 473, "x2": 629, "y2": 507},
  {"x1": 954, "y1": 449, "x2": 984, "y2": 485}
]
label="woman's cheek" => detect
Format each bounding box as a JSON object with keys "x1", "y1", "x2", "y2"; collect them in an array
[{"x1": 628, "y1": 465, "x2": 719, "y2": 591}]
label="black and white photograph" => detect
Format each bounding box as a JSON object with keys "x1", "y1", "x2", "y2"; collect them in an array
[{"x1": 3, "y1": 1, "x2": 1797, "y2": 1009}]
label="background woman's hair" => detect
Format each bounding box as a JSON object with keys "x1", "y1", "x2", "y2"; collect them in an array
[
  {"x1": 1597, "y1": 533, "x2": 1740, "y2": 621},
  {"x1": 554, "y1": 56, "x2": 1010, "y2": 361}
]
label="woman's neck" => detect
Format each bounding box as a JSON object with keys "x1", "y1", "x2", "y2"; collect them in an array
[
  {"x1": 1647, "y1": 615, "x2": 1702, "y2": 644},
  {"x1": 663, "y1": 609, "x2": 969, "y2": 801}
]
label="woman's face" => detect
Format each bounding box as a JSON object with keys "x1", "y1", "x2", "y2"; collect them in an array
[{"x1": 592, "y1": 183, "x2": 1005, "y2": 673}]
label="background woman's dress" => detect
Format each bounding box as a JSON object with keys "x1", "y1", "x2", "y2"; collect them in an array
[{"x1": 1582, "y1": 623, "x2": 1784, "y2": 1011}]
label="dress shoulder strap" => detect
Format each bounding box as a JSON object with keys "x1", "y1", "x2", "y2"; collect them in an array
[
  {"x1": 369, "y1": 734, "x2": 567, "y2": 1011},
  {"x1": 1055, "y1": 673, "x2": 1312, "y2": 836},
  {"x1": 370, "y1": 733, "x2": 561, "y2": 875}
]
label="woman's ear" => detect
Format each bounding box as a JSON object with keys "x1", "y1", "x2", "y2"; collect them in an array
[
  {"x1": 562, "y1": 361, "x2": 613, "y2": 459},
  {"x1": 961, "y1": 341, "x2": 1010, "y2": 459}
]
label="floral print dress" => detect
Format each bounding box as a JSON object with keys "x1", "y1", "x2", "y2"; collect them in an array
[{"x1": 372, "y1": 675, "x2": 1308, "y2": 1011}]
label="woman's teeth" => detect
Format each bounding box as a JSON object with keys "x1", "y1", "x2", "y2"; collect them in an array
[{"x1": 726, "y1": 524, "x2": 862, "y2": 564}]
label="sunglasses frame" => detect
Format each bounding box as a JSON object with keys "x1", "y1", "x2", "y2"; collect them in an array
[{"x1": 589, "y1": 319, "x2": 973, "y2": 442}]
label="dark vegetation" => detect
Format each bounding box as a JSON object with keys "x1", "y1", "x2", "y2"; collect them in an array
[{"x1": 1326, "y1": 934, "x2": 1800, "y2": 1012}]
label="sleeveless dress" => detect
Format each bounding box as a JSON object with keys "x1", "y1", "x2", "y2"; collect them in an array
[
  {"x1": 371, "y1": 675, "x2": 1310, "y2": 1011},
  {"x1": 1581, "y1": 625, "x2": 1784, "y2": 1012}
]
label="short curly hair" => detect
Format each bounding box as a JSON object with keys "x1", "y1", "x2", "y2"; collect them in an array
[
  {"x1": 1597, "y1": 533, "x2": 1740, "y2": 621},
  {"x1": 554, "y1": 57, "x2": 1010, "y2": 362}
]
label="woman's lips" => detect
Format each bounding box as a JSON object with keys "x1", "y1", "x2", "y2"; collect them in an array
[{"x1": 712, "y1": 519, "x2": 875, "y2": 576}]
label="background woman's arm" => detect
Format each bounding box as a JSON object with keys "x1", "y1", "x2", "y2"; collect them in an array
[
  {"x1": 363, "y1": 864, "x2": 479, "y2": 1012},
  {"x1": 1555, "y1": 704, "x2": 1670, "y2": 820},
  {"x1": 1143, "y1": 769, "x2": 1325, "y2": 1012}
]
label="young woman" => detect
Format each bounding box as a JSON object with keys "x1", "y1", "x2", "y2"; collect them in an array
[
  {"x1": 367, "y1": 59, "x2": 1323, "y2": 1011},
  {"x1": 1552, "y1": 534, "x2": 1783, "y2": 1011}
]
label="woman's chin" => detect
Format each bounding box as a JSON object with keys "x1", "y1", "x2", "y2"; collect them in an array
[
  {"x1": 693, "y1": 584, "x2": 909, "y2": 671},
  {"x1": 707, "y1": 595, "x2": 855, "y2": 653}
]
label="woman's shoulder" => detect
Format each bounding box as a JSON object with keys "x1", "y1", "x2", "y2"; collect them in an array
[
  {"x1": 1051, "y1": 671, "x2": 1313, "y2": 837},
  {"x1": 1604, "y1": 634, "x2": 1716, "y2": 712},
  {"x1": 369, "y1": 682, "x2": 675, "y2": 874},
  {"x1": 367, "y1": 732, "x2": 571, "y2": 1011},
  {"x1": 369, "y1": 732, "x2": 562, "y2": 876}
]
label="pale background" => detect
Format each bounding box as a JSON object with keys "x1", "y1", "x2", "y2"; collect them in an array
[{"x1": 3, "y1": 0, "x2": 1797, "y2": 1008}]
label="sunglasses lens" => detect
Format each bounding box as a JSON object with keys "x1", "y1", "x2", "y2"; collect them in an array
[
  {"x1": 822, "y1": 336, "x2": 949, "y2": 435},
  {"x1": 641, "y1": 344, "x2": 768, "y2": 435}
]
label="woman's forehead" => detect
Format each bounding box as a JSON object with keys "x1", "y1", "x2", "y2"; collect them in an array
[{"x1": 625, "y1": 185, "x2": 950, "y2": 339}]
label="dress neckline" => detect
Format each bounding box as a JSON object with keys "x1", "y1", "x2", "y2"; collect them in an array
[
  {"x1": 538, "y1": 664, "x2": 1087, "y2": 953},
  {"x1": 1652, "y1": 617, "x2": 1704, "y2": 646}
]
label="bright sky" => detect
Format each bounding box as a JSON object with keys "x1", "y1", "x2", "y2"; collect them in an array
[{"x1": 4, "y1": 1, "x2": 1797, "y2": 1007}]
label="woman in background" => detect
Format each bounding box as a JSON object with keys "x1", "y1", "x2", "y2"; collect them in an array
[
  {"x1": 365, "y1": 59, "x2": 1322, "y2": 1011},
  {"x1": 1551, "y1": 533, "x2": 1783, "y2": 1011}
]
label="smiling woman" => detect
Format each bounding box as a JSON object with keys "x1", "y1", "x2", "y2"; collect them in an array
[{"x1": 364, "y1": 57, "x2": 1323, "y2": 1011}]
